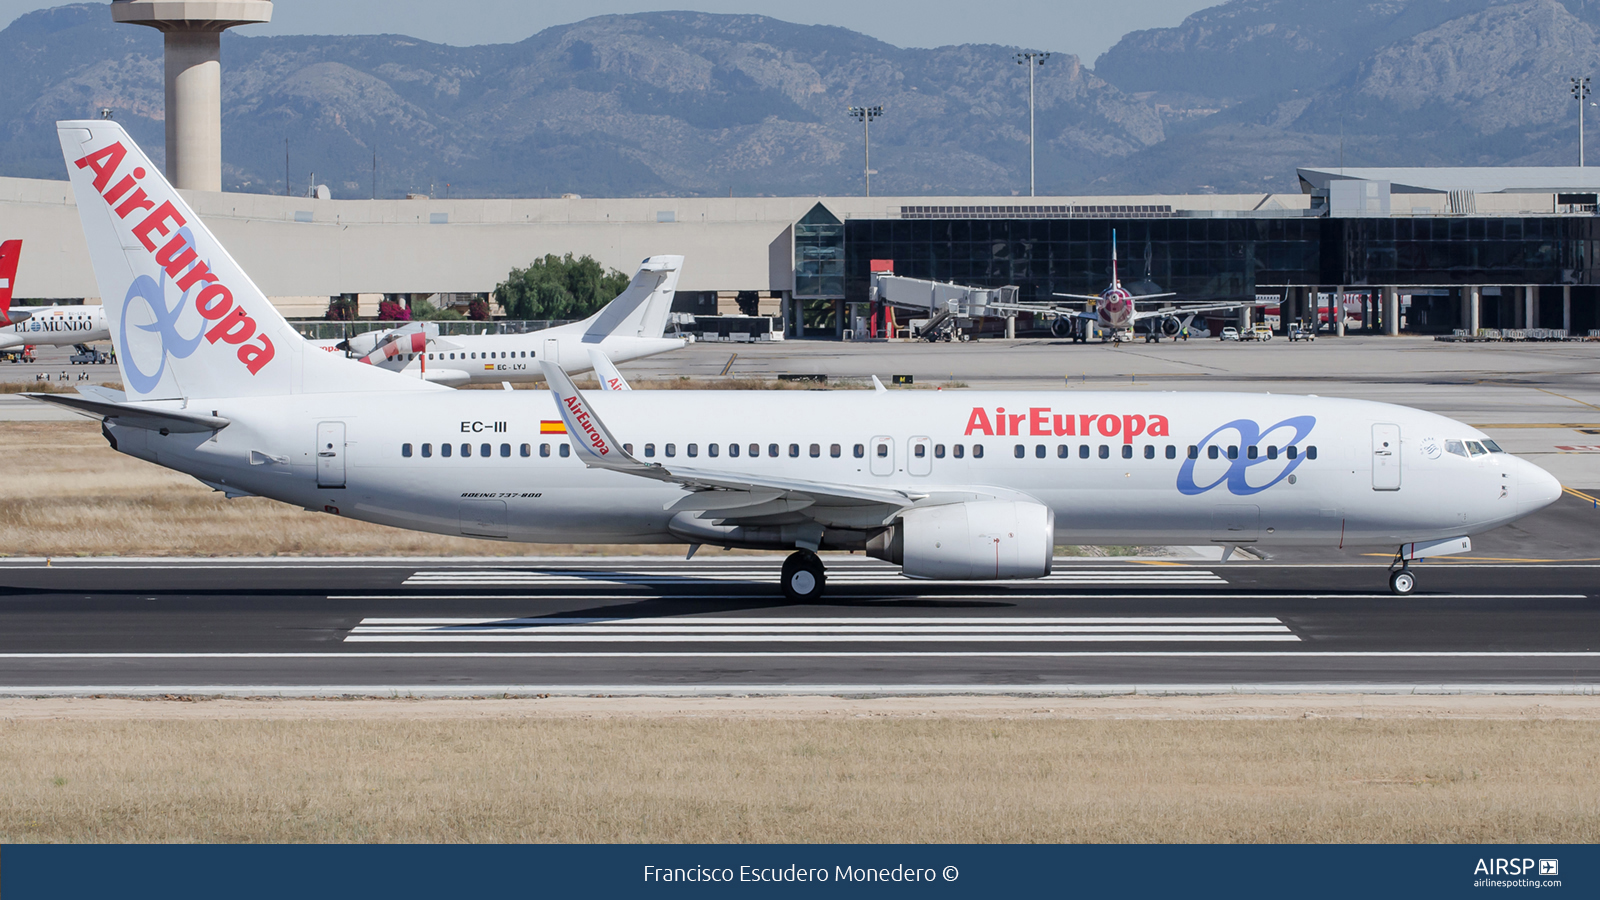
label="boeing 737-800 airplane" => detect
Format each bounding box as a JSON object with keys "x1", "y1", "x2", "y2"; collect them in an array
[{"x1": 32, "y1": 121, "x2": 1564, "y2": 600}]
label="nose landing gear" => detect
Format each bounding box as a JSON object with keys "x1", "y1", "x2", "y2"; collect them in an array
[
  {"x1": 1387, "y1": 548, "x2": 1416, "y2": 595},
  {"x1": 781, "y1": 549, "x2": 827, "y2": 602}
]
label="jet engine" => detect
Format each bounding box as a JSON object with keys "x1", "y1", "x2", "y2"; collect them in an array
[
  {"x1": 1050, "y1": 317, "x2": 1076, "y2": 339},
  {"x1": 1161, "y1": 316, "x2": 1181, "y2": 336},
  {"x1": 867, "y1": 500, "x2": 1054, "y2": 580}
]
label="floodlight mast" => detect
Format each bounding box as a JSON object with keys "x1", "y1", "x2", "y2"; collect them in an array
[
  {"x1": 847, "y1": 105, "x2": 883, "y2": 196},
  {"x1": 1016, "y1": 51, "x2": 1049, "y2": 196},
  {"x1": 1574, "y1": 77, "x2": 1592, "y2": 166}
]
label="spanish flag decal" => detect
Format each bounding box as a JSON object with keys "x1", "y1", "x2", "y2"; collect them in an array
[
  {"x1": 483, "y1": 363, "x2": 495, "y2": 370},
  {"x1": 540, "y1": 420, "x2": 567, "y2": 434}
]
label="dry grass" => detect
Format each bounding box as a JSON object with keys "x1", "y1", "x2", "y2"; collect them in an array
[{"x1": 0, "y1": 698, "x2": 1596, "y2": 843}]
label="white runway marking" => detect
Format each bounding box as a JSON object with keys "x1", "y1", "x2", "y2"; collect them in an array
[{"x1": 342, "y1": 615, "x2": 1298, "y2": 644}]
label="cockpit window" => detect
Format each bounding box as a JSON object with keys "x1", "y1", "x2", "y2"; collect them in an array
[
  {"x1": 1445, "y1": 440, "x2": 1468, "y2": 458},
  {"x1": 1466, "y1": 440, "x2": 1488, "y2": 457},
  {"x1": 1481, "y1": 439, "x2": 1504, "y2": 453}
]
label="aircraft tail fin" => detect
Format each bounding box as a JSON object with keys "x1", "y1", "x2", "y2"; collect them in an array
[
  {"x1": 0, "y1": 239, "x2": 19, "y2": 325},
  {"x1": 56, "y1": 120, "x2": 433, "y2": 401},
  {"x1": 579, "y1": 255, "x2": 682, "y2": 343}
]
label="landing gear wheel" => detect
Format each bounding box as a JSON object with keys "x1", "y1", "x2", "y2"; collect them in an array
[
  {"x1": 781, "y1": 550, "x2": 827, "y2": 602},
  {"x1": 1389, "y1": 568, "x2": 1415, "y2": 595}
]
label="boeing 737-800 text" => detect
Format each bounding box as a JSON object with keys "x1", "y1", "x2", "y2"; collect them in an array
[{"x1": 32, "y1": 121, "x2": 1563, "y2": 599}]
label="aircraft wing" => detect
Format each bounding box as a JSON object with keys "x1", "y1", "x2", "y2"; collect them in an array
[
  {"x1": 984, "y1": 300, "x2": 1097, "y2": 322},
  {"x1": 1128, "y1": 300, "x2": 1258, "y2": 322}
]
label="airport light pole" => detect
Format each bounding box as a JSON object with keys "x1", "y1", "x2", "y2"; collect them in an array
[
  {"x1": 847, "y1": 105, "x2": 882, "y2": 196},
  {"x1": 1016, "y1": 51, "x2": 1049, "y2": 196},
  {"x1": 1574, "y1": 76, "x2": 1591, "y2": 166}
]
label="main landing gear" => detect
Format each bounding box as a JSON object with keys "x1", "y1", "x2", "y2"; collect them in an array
[
  {"x1": 781, "y1": 549, "x2": 827, "y2": 602},
  {"x1": 1387, "y1": 549, "x2": 1416, "y2": 595}
]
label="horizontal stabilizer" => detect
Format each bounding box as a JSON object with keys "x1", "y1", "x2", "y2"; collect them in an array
[{"x1": 25, "y1": 392, "x2": 229, "y2": 433}]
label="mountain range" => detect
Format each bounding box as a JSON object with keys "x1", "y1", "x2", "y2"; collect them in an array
[{"x1": 1, "y1": 1, "x2": 1597, "y2": 197}]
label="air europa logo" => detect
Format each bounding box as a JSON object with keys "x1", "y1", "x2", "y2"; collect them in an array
[
  {"x1": 562, "y1": 395, "x2": 611, "y2": 455},
  {"x1": 1176, "y1": 416, "x2": 1316, "y2": 496},
  {"x1": 965, "y1": 407, "x2": 1170, "y2": 445},
  {"x1": 72, "y1": 142, "x2": 274, "y2": 378}
]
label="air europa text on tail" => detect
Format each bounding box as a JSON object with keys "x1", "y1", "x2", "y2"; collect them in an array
[{"x1": 73, "y1": 141, "x2": 274, "y2": 375}]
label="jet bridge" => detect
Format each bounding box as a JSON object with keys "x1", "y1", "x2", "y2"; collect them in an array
[{"x1": 868, "y1": 274, "x2": 1020, "y2": 341}]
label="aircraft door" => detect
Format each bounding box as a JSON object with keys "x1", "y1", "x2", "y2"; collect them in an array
[
  {"x1": 316, "y1": 421, "x2": 346, "y2": 489},
  {"x1": 908, "y1": 436, "x2": 932, "y2": 476},
  {"x1": 870, "y1": 436, "x2": 894, "y2": 476},
  {"x1": 542, "y1": 338, "x2": 559, "y2": 366},
  {"x1": 1372, "y1": 423, "x2": 1401, "y2": 491}
]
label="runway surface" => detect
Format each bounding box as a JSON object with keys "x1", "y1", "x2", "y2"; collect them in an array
[{"x1": 0, "y1": 556, "x2": 1596, "y2": 696}]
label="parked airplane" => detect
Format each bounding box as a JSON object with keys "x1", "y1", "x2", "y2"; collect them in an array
[
  {"x1": 990, "y1": 230, "x2": 1261, "y2": 343},
  {"x1": 306, "y1": 257, "x2": 687, "y2": 386},
  {"x1": 34, "y1": 120, "x2": 1564, "y2": 601},
  {"x1": 0, "y1": 240, "x2": 111, "y2": 350}
]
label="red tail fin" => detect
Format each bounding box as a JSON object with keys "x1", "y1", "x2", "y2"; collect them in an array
[{"x1": 0, "y1": 240, "x2": 19, "y2": 325}]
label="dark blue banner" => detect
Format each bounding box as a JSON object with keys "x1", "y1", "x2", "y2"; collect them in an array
[{"x1": 3, "y1": 844, "x2": 1593, "y2": 899}]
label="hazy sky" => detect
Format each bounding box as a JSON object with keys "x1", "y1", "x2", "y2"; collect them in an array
[{"x1": 1, "y1": 1, "x2": 1215, "y2": 63}]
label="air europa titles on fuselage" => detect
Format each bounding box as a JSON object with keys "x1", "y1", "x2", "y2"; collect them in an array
[
  {"x1": 71, "y1": 142, "x2": 274, "y2": 375},
  {"x1": 964, "y1": 407, "x2": 1171, "y2": 445}
]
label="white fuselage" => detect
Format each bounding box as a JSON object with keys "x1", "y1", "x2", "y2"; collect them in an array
[
  {"x1": 309, "y1": 330, "x2": 685, "y2": 386},
  {"x1": 0, "y1": 305, "x2": 108, "y2": 349},
  {"x1": 105, "y1": 389, "x2": 1561, "y2": 550}
]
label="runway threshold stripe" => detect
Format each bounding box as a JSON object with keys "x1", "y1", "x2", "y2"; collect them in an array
[
  {"x1": 340, "y1": 634, "x2": 1303, "y2": 643},
  {"x1": 353, "y1": 616, "x2": 1286, "y2": 625}
]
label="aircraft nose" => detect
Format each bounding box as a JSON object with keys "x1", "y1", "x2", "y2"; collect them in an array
[{"x1": 1517, "y1": 457, "x2": 1563, "y2": 515}]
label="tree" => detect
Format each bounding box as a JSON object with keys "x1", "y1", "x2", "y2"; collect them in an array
[
  {"x1": 467, "y1": 298, "x2": 491, "y2": 321},
  {"x1": 377, "y1": 299, "x2": 411, "y2": 321},
  {"x1": 496, "y1": 253, "x2": 631, "y2": 321},
  {"x1": 324, "y1": 295, "x2": 357, "y2": 321}
]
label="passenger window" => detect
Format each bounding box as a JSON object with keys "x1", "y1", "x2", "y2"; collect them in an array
[
  {"x1": 1247, "y1": 446, "x2": 1258, "y2": 459},
  {"x1": 832, "y1": 444, "x2": 842, "y2": 458},
  {"x1": 686, "y1": 443, "x2": 698, "y2": 457},
  {"x1": 1227, "y1": 446, "x2": 1238, "y2": 460},
  {"x1": 789, "y1": 443, "x2": 799, "y2": 458},
  {"x1": 876, "y1": 444, "x2": 888, "y2": 458},
  {"x1": 1287, "y1": 446, "x2": 1298, "y2": 459},
  {"x1": 916, "y1": 444, "x2": 928, "y2": 458},
  {"x1": 810, "y1": 443, "x2": 821, "y2": 458},
  {"x1": 1099, "y1": 445, "x2": 1110, "y2": 459},
  {"x1": 442, "y1": 443, "x2": 453, "y2": 458},
  {"x1": 480, "y1": 443, "x2": 491, "y2": 458},
  {"x1": 972, "y1": 444, "x2": 984, "y2": 458},
  {"x1": 708, "y1": 444, "x2": 719, "y2": 458},
  {"x1": 521, "y1": 444, "x2": 531, "y2": 457},
  {"x1": 1208, "y1": 446, "x2": 1219, "y2": 460},
  {"x1": 1121, "y1": 445, "x2": 1133, "y2": 459},
  {"x1": 1306, "y1": 446, "x2": 1318, "y2": 460},
  {"x1": 540, "y1": 443, "x2": 551, "y2": 457},
  {"x1": 1014, "y1": 444, "x2": 1025, "y2": 459},
  {"x1": 769, "y1": 444, "x2": 780, "y2": 458},
  {"x1": 460, "y1": 443, "x2": 471, "y2": 457},
  {"x1": 559, "y1": 444, "x2": 570, "y2": 458},
  {"x1": 1187, "y1": 445, "x2": 1198, "y2": 459},
  {"x1": 751, "y1": 443, "x2": 761, "y2": 458},
  {"x1": 1445, "y1": 440, "x2": 1468, "y2": 458},
  {"x1": 1267, "y1": 446, "x2": 1278, "y2": 460},
  {"x1": 421, "y1": 443, "x2": 432, "y2": 458},
  {"x1": 953, "y1": 445, "x2": 965, "y2": 459},
  {"x1": 665, "y1": 443, "x2": 676, "y2": 457},
  {"x1": 402, "y1": 443, "x2": 413, "y2": 458},
  {"x1": 500, "y1": 443, "x2": 510, "y2": 458},
  {"x1": 729, "y1": 443, "x2": 741, "y2": 458},
  {"x1": 853, "y1": 444, "x2": 865, "y2": 458},
  {"x1": 1035, "y1": 444, "x2": 1046, "y2": 459},
  {"x1": 623, "y1": 444, "x2": 633, "y2": 455},
  {"x1": 1144, "y1": 445, "x2": 1155, "y2": 459},
  {"x1": 1057, "y1": 444, "x2": 1068, "y2": 458},
  {"x1": 644, "y1": 443, "x2": 655, "y2": 458},
  {"x1": 1079, "y1": 444, "x2": 1089, "y2": 459},
  {"x1": 1166, "y1": 445, "x2": 1176, "y2": 460}
]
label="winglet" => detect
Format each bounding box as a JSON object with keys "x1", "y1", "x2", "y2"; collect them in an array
[
  {"x1": 871, "y1": 375, "x2": 888, "y2": 393},
  {"x1": 539, "y1": 359, "x2": 649, "y2": 472},
  {"x1": 588, "y1": 348, "x2": 632, "y2": 391}
]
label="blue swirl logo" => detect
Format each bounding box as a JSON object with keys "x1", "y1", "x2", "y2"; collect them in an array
[
  {"x1": 118, "y1": 227, "x2": 205, "y2": 394},
  {"x1": 1175, "y1": 416, "x2": 1316, "y2": 496}
]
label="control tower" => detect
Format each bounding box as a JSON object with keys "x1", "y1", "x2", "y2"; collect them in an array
[{"x1": 111, "y1": 0, "x2": 272, "y2": 192}]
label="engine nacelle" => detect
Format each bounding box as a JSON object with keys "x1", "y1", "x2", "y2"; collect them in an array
[
  {"x1": 868, "y1": 500, "x2": 1054, "y2": 580},
  {"x1": 1161, "y1": 315, "x2": 1181, "y2": 336}
]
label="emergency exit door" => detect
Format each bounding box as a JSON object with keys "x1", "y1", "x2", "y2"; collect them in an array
[
  {"x1": 1372, "y1": 423, "x2": 1401, "y2": 491},
  {"x1": 317, "y1": 421, "x2": 346, "y2": 489}
]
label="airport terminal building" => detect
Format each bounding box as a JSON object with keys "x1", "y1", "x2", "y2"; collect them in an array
[{"x1": 5, "y1": 164, "x2": 1600, "y2": 338}]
